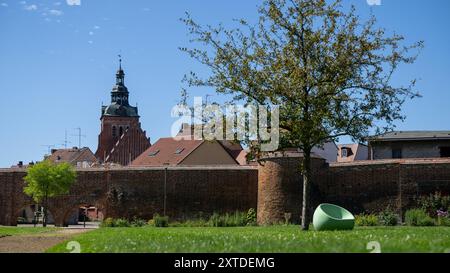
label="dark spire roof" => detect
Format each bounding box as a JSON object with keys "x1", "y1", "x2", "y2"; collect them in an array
[{"x1": 101, "y1": 60, "x2": 139, "y2": 118}]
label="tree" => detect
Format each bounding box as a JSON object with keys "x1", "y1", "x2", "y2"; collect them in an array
[
  {"x1": 24, "y1": 160, "x2": 77, "y2": 227},
  {"x1": 181, "y1": 0, "x2": 423, "y2": 230}
]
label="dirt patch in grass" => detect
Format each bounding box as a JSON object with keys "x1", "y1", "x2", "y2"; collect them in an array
[{"x1": 0, "y1": 229, "x2": 91, "y2": 253}]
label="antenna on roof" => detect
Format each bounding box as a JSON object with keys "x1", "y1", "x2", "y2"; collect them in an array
[
  {"x1": 61, "y1": 129, "x2": 72, "y2": 149},
  {"x1": 41, "y1": 144, "x2": 55, "y2": 155},
  {"x1": 71, "y1": 127, "x2": 86, "y2": 148}
]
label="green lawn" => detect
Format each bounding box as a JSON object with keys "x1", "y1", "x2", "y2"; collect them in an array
[
  {"x1": 47, "y1": 226, "x2": 450, "y2": 253},
  {"x1": 0, "y1": 226, "x2": 58, "y2": 237}
]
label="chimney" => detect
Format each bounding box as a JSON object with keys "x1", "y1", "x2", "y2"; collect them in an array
[
  {"x1": 18, "y1": 161, "x2": 23, "y2": 168},
  {"x1": 73, "y1": 147, "x2": 78, "y2": 150}
]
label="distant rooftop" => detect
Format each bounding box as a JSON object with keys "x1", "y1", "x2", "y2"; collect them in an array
[{"x1": 370, "y1": 131, "x2": 450, "y2": 142}]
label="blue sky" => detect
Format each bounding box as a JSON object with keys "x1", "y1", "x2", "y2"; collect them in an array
[{"x1": 0, "y1": 0, "x2": 449, "y2": 167}]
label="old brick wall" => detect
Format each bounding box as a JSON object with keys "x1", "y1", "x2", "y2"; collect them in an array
[
  {"x1": 2, "y1": 159, "x2": 450, "y2": 227},
  {"x1": 0, "y1": 167, "x2": 258, "y2": 226},
  {"x1": 257, "y1": 155, "x2": 326, "y2": 225},
  {"x1": 257, "y1": 157, "x2": 450, "y2": 225}
]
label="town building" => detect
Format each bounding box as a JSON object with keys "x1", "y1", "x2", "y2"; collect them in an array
[
  {"x1": 46, "y1": 147, "x2": 97, "y2": 168},
  {"x1": 131, "y1": 123, "x2": 248, "y2": 167},
  {"x1": 95, "y1": 63, "x2": 151, "y2": 166},
  {"x1": 337, "y1": 144, "x2": 369, "y2": 163},
  {"x1": 369, "y1": 131, "x2": 450, "y2": 160}
]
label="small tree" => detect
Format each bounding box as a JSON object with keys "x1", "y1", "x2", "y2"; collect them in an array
[
  {"x1": 181, "y1": 0, "x2": 423, "y2": 230},
  {"x1": 24, "y1": 160, "x2": 77, "y2": 227}
]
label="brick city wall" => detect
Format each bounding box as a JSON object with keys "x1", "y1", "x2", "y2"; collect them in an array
[
  {"x1": 0, "y1": 167, "x2": 258, "y2": 226},
  {"x1": 257, "y1": 157, "x2": 450, "y2": 225},
  {"x1": 2, "y1": 159, "x2": 450, "y2": 226}
]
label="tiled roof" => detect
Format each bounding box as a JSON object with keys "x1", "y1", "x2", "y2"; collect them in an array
[
  {"x1": 47, "y1": 147, "x2": 97, "y2": 164},
  {"x1": 370, "y1": 131, "x2": 450, "y2": 141},
  {"x1": 131, "y1": 137, "x2": 203, "y2": 166}
]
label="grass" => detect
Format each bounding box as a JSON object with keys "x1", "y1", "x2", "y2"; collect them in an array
[
  {"x1": 47, "y1": 226, "x2": 450, "y2": 253},
  {"x1": 0, "y1": 226, "x2": 58, "y2": 237}
]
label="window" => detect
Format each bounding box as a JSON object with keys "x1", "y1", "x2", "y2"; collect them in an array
[
  {"x1": 112, "y1": 126, "x2": 117, "y2": 137},
  {"x1": 119, "y1": 126, "x2": 123, "y2": 136},
  {"x1": 440, "y1": 147, "x2": 450, "y2": 158},
  {"x1": 341, "y1": 148, "x2": 348, "y2": 158},
  {"x1": 149, "y1": 150, "x2": 160, "y2": 157},
  {"x1": 175, "y1": 148, "x2": 185, "y2": 155},
  {"x1": 392, "y1": 148, "x2": 402, "y2": 159}
]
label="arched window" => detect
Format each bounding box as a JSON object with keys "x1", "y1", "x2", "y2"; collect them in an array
[
  {"x1": 112, "y1": 126, "x2": 117, "y2": 137},
  {"x1": 119, "y1": 126, "x2": 123, "y2": 136}
]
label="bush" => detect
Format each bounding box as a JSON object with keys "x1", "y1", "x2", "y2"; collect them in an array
[
  {"x1": 437, "y1": 216, "x2": 450, "y2": 227},
  {"x1": 246, "y1": 208, "x2": 257, "y2": 226},
  {"x1": 355, "y1": 214, "x2": 379, "y2": 226},
  {"x1": 378, "y1": 208, "x2": 398, "y2": 226},
  {"x1": 131, "y1": 217, "x2": 147, "y2": 227},
  {"x1": 208, "y1": 211, "x2": 247, "y2": 227},
  {"x1": 405, "y1": 209, "x2": 435, "y2": 226},
  {"x1": 100, "y1": 217, "x2": 115, "y2": 228},
  {"x1": 416, "y1": 192, "x2": 450, "y2": 217},
  {"x1": 153, "y1": 214, "x2": 169, "y2": 227},
  {"x1": 147, "y1": 219, "x2": 155, "y2": 227},
  {"x1": 114, "y1": 218, "x2": 131, "y2": 227}
]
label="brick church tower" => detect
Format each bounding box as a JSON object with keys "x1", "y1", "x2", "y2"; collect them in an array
[{"x1": 95, "y1": 61, "x2": 151, "y2": 165}]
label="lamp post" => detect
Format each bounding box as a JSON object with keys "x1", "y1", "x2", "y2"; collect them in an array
[{"x1": 163, "y1": 165, "x2": 169, "y2": 217}]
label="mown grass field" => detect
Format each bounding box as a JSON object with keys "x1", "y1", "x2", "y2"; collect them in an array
[
  {"x1": 47, "y1": 226, "x2": 450, "y2": 253},
  {"x1": 0, "y1": 226, "x2": 58, "y2": 237}
]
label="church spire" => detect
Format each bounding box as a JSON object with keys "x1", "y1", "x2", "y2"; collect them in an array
[{"x1": 116, "y1": 54, "x2": 125, "y2": 86}]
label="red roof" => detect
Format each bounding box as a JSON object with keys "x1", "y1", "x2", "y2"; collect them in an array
[{"x1": 131, "y1": 137, "x2": 203, "y2": 166}]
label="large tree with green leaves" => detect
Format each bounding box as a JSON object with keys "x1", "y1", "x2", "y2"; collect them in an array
[
  {"x1": 181, "y1": 0, "x2": 423, "y2": 230},
  {"x1": 24, "y1": 160, "x2": 77, "y2": 227}
]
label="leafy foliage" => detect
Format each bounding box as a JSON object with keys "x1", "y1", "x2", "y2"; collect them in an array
[
  {"x1": 416, "y1": 192, "x2": 450, "y2": 217},
  {"x1": 355, "y1": 214, "x2": 378, "y2": 226},
  {"x1": 100, "y1": 218, "x2": 115, "y2": 228},
  {"x1": 23, "y1": 160, "x2": 76, "y2": 203},
  {"x1": 153, "y1": 214, "x2": 169, "y2": 228},
  {"x1": 209, "y1": 211, "x2": 248, "y2": 227},
  {"x1": 405, "y1": 209, "x2": 435, "y2": 227},
  {"x1": 246, "y1": 208, "x2": 257, "y2": 226},
  {"x1": 181, "y1": 0, "x2": 423, "y2": 229},
  {"x1": 378, "y1": 208, "x2": 398, "y2": 226},
  {"x1": 23, "y1": 160, "x2": 76, "y2": 226}
]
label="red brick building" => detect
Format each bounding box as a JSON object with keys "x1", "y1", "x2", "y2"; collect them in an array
[{"x1": 95, "y1": 63, "x2": 151, "y2": 165}]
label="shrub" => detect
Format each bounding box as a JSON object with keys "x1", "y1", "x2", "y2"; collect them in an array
[
  {"x1": 208, "y1": 211, "x2": 247, "y2": 227},
  {"x1": 416, "y1": 192, "x2": 450, "y2": 217},
  {"x1": 130, "y1": 217, "x2": 147, "y2": 227},
  {"x1": 100, "y1": 217, "x2": 115, "y2": 228},
  {"x1": 405, "y1": 209, "x2": 435, "y2": 226},
  {"x1": 147, "y1": 219, "x2": 155, "y2": 227},
  {"x1": 438, "y1": 216, "x2": 450, "y2": 227},
  {"x1": 355, "y1": 214, "x2": 379, "y2": 226},
  {"x1": 246, "y1": 208, "x2": 257, "y2": 226},
  {"x1": 378, "y1": 208, "x2": 398, "y2": 226},
  {"x1": 153, "y1": 214, "x2": 169, "y2": 227},
  {"x1": 114, "y1": 218, "x2": 131, "y2": 227}
]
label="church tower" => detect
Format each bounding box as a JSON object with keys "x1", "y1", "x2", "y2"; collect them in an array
[{"x1": 95, "y1": 60, "x2": 151, "y2": 165}]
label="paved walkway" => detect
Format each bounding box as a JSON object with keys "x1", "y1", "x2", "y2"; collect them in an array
[{"x1": 0, "y1": 227, "x2": 94, "y2": 253}]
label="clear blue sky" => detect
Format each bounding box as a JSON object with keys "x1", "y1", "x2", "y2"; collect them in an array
[{"x1": 0, "y1": 0, "x2": 449, "y2": 167}]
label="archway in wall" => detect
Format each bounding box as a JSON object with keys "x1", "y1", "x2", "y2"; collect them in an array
[
  {"x1": 14, "y1": 204, "x2": 56, "y2": 226},
  {"x1": 62, "y1": 202, "x2": 105, "y2": 227}
]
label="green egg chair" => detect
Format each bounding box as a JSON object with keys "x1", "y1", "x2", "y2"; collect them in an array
[{"x1": 313, "y1": 203, "x2": 355, "y2": 231}]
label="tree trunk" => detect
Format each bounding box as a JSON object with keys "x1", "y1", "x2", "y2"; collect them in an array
[
  {"x1": 43, "y1": 195, "x2": 48, "y2": 227},
  {"x1": 301, "y1": 149, "x2": 312, "y2": 231}
]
